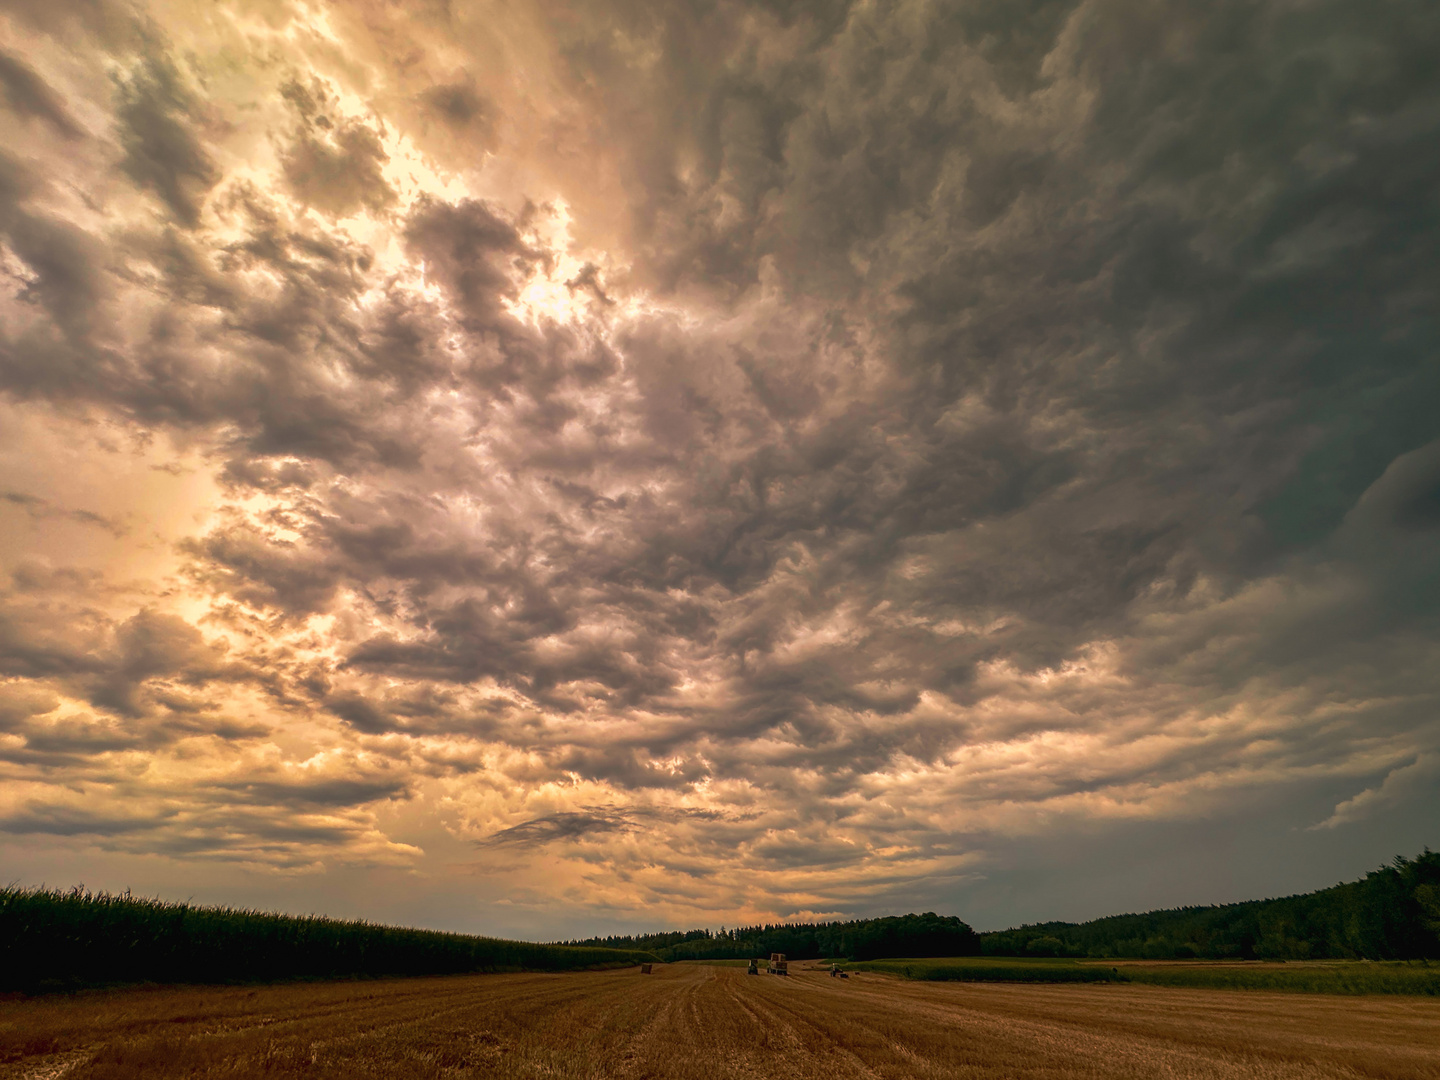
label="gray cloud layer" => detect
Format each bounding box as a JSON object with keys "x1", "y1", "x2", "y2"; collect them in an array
[{"x1": 0, "y1": 0, "x2": 1436, "y2": 932}]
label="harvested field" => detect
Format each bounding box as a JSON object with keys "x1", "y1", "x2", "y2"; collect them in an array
[{"x1": 3, "y1": 961, "x2": 1438, "y2": 1080}]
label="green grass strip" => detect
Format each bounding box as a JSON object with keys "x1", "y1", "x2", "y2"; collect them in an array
[{"x1": 849, "y1": 956, "x2": 1440, "y2": 994}]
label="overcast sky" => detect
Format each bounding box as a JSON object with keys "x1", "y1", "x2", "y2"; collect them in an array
[{"x1": 1, "y1": 0, "x2": 1437, "y2": 939}]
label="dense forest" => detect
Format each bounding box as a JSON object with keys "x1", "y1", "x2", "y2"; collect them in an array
[
  {"x1": 561, "y1": 912, "x2": 981, "y2": 961},
  {"x1": 565, "y1": 851, "x2": 1440, "y2": 963},
  {"x1": 0, "y1": 887, "x2": 657, "y2": 993},
  {"x1": 980, "y1": 850, "x2": 1440, "y2": 960}
]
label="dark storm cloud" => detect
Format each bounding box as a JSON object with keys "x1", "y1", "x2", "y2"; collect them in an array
[
  {"x1": 278, "y1": 77, "x2": 397, "y2": 219},
  {"x1": 538, "y1": 0, "x2": 1439, "y2": 572},
  {"x1": 0, "y1": 719, "x2": 139, "y2": 767},
  {"x1": 327, "y1": 694, "x2": 394, "y2": 735},
  {"x1": 218, "y1": 775, "x2": 411, "y2": 810},
  {"x1": 90, "y1": 609, "x2": 231, "y2": 716},
  {"x1": 0, "y1": 50, "x2": 82, "y2": 138},
  {"x1": 0, "y1": 151, "x2": 110, "y2": 347},
  {"x1": 751, "y1": 832, "x2": 863, "y2": 870},
  {"x1": 1, "y1": 0, "x2": 1437, "y2": 916},
  {"x1": 402, "y1": 196, "x2": 530, "y2": 336},
  {"x1": 0, "y1": 794, "x2": 408, "y2": 869},
  {"x1": 0, "y1": 804, "x2": 160, "y2": 837},
  {"x1": 108, "y1": 1, "x2": 1425, "y2": 707},
  {"x1": 418, "y1": 77, "x2": 495, "y2": 139},
  {"x1": 482, "y1": 809, "x2": 634, "y2": 847},
  {"x1": 481, "y1": 806, "x2": 726, "y2": 848},
  {"x1": 2, "y1": 180, "x2": 438, "y2": 472},
  {"x1": 2, "y1": 490, "x2": 128, "y2": 536},
  {"x1": 547, "y1": 745, "x2": 710, "y2": 791},
  {"x1": 1356, "y1": 440, "x2": 1440, "y2": 534},
  {"x1": 114, "y1": 50, "x2": 218, "y2": 228}
]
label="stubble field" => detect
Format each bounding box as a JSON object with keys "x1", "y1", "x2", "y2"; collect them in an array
[{"x1": 3, "y1": 961, "x2": 1437, "y2": 1080}]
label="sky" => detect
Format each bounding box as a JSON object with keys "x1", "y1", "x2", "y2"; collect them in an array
[{"x1": 1, "y1": 0, "x2": 1437, "y2": 941}]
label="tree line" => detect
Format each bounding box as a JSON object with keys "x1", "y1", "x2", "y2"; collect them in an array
[
  {"x1": 979, "y1": 850, "x2": 1440, "y2": 960},
  {"x1": 560, "y1": 911, "x2": 981, "y2": 961},
  {"x1": 562, "y1": 850, "x2": 1440, "y2": 963}
]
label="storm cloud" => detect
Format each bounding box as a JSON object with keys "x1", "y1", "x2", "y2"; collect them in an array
[{"x1": 0, "y1": 0, "x2": 1436, "y2": 935}]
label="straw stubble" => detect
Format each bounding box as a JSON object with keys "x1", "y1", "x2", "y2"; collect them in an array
[{"x1": 2, "y1": 962, "x2": 1436, "y2": 1079}]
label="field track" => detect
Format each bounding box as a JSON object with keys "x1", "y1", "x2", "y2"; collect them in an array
[{"x1": 3, "y1": 961, "x2": 1437, "y2": 1079}]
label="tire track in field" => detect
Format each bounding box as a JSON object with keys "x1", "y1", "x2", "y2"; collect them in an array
[
  {"x1": 788, "y1": 973, "x2": 1203, "y2": 1080},
  {"x1": 615, "y1": 965, "x2": 705, "y2": 1077},
  {"x1": 151, "y1": 979, "x2": 489, "y2": 1044},
  {"x1": 191, "y1": 981, "x2": 506, "y2": 1048},
  {"x1": 724, "y1": 973, "x2": 882, "y2": 1080},
  {"x1": 679, "y1": 967, "x2": 788, "y2": 1080},
  {"x1": 299, "y1": 971, "x2": 639, "y2": 1072},
  {"x1": 756, "y1": 973, "x2": 943, "y2": 1079},
  {"x1": 768, "y1": 972, "x2": 1400, "y2": 1080},
  {"x1": 306, "y1": 989, "x2": 522, "y2": 1050}
]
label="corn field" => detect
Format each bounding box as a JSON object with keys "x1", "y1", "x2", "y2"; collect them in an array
[{"x1": 0, "y1": 886, "x2": 658, "y2": 992}]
